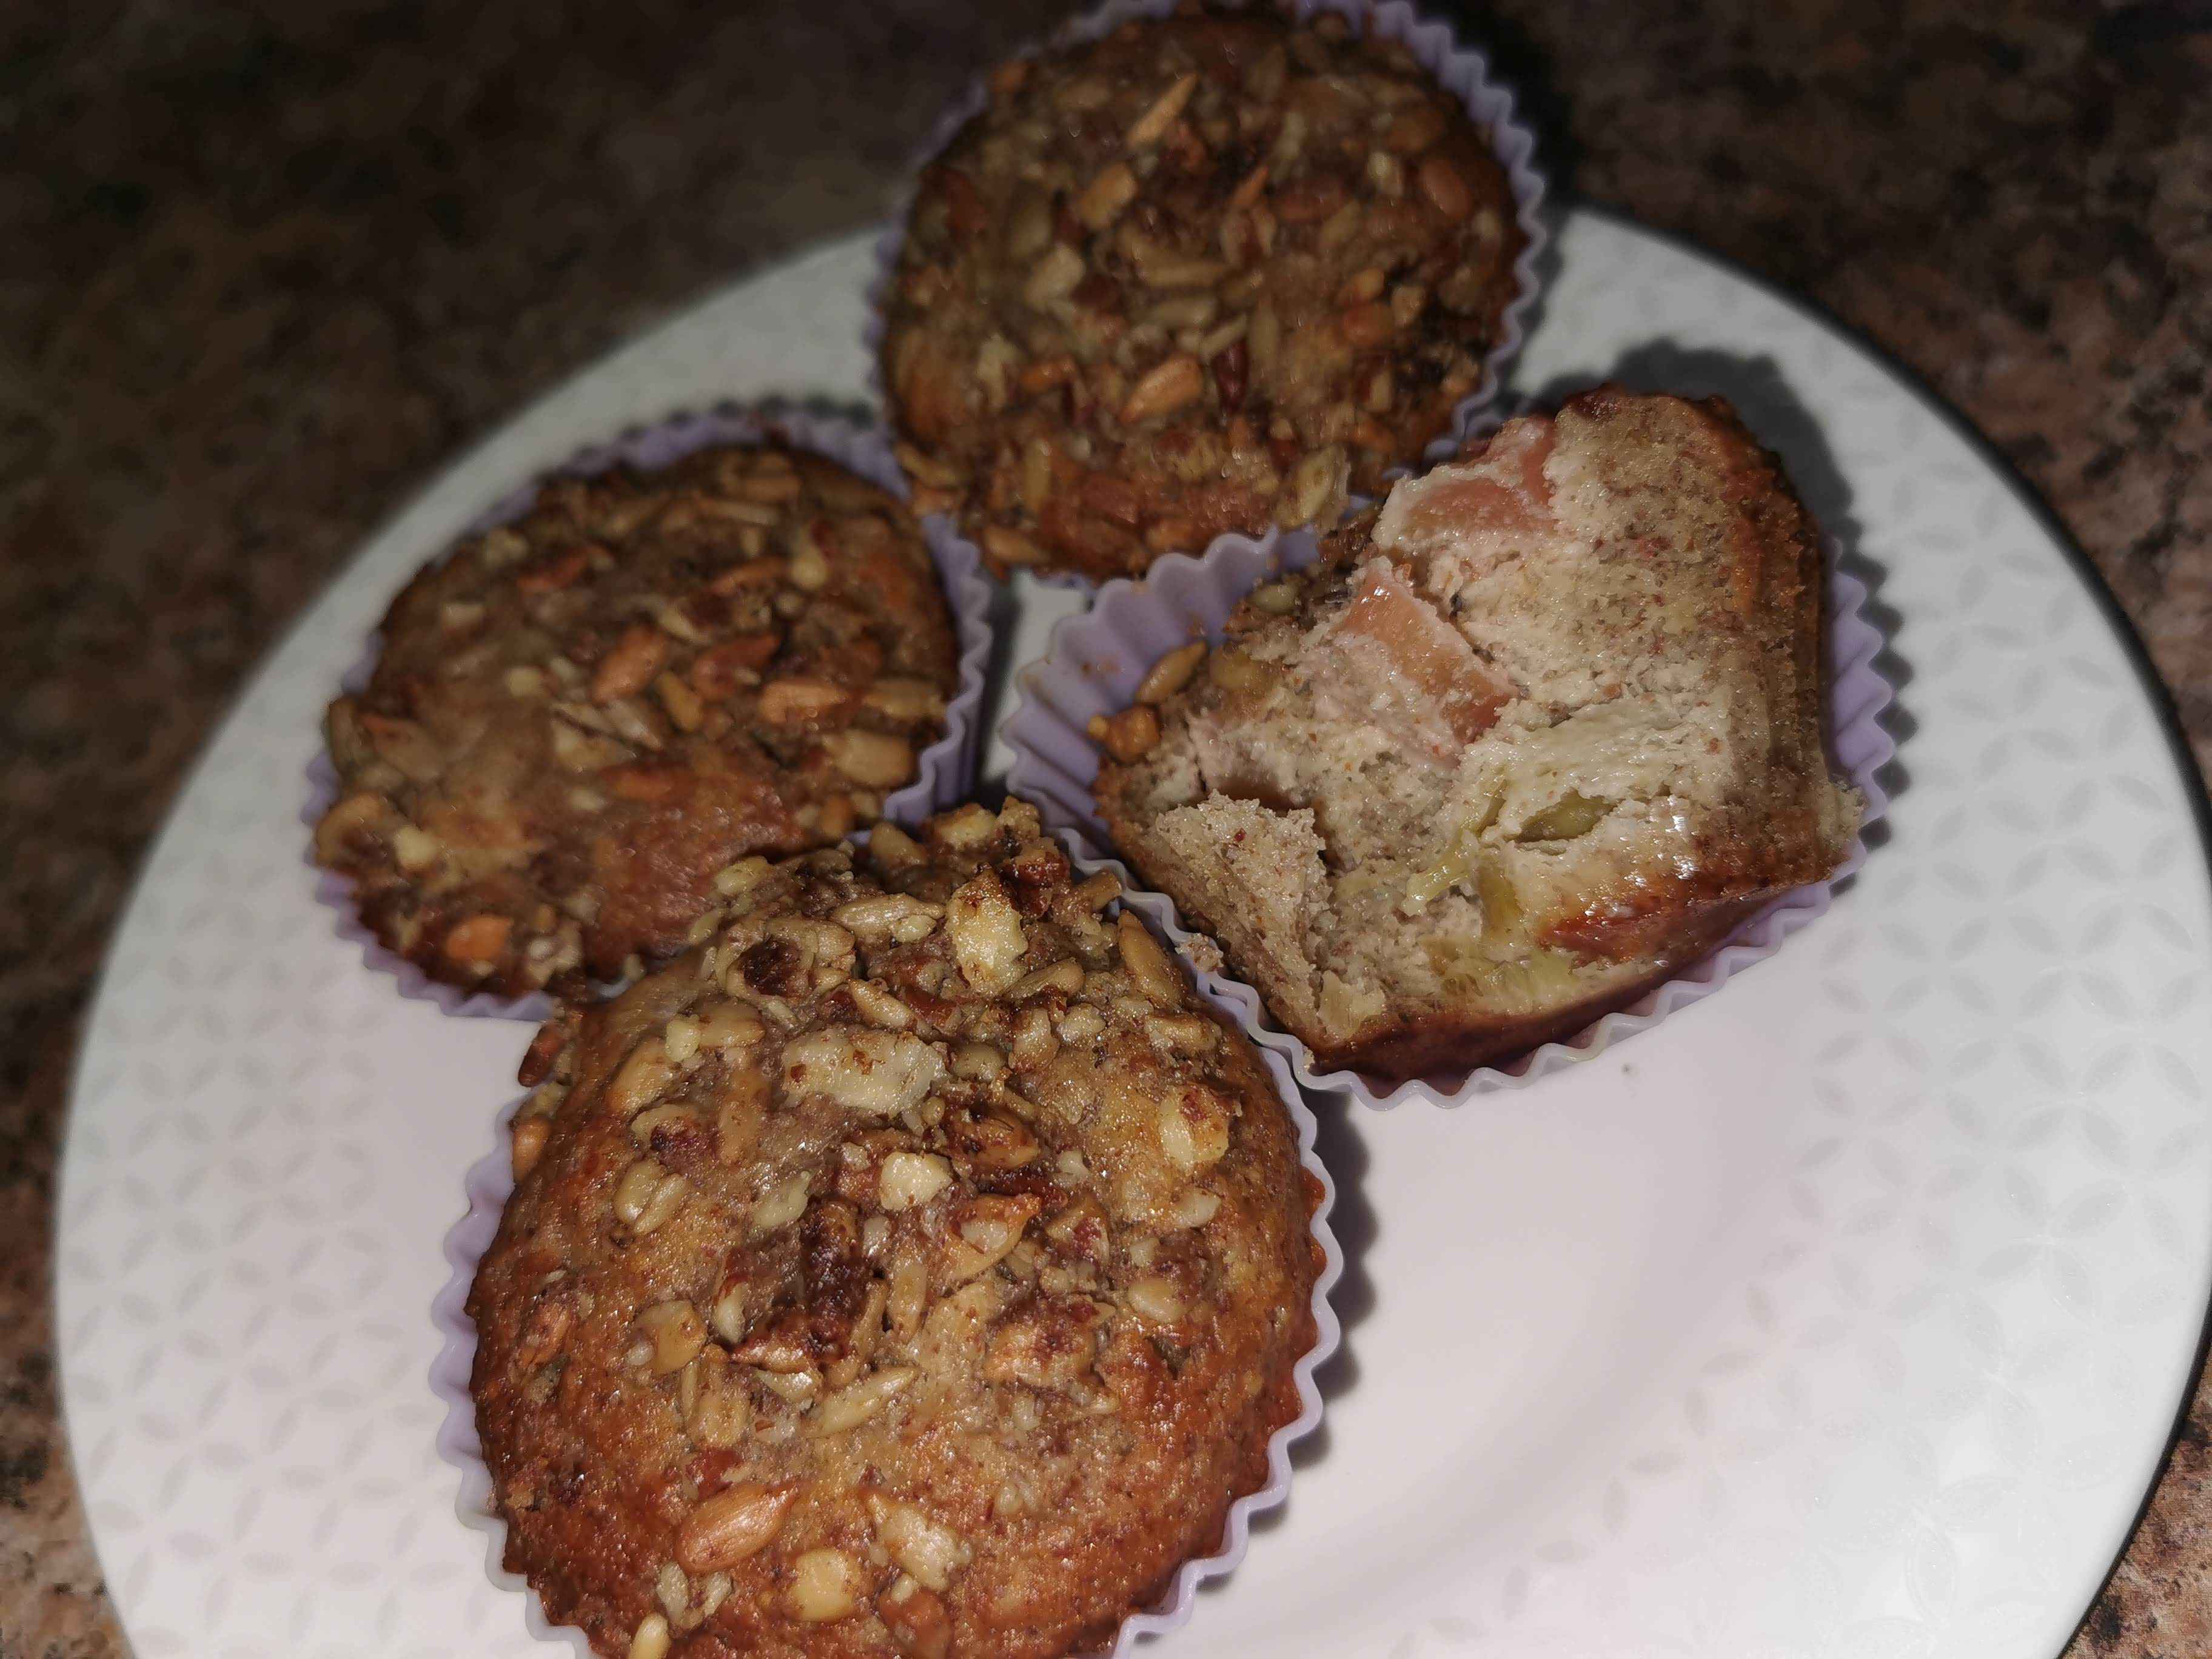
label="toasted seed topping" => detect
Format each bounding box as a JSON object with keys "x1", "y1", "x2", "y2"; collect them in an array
[
  {"x1": 882, "y1": 5, "x2": 1521, "y2": 580},
  {"x1": 313, "y1": 438, "x2": 961, "y2": 997},
  {"x1": 468, "y1": 799, "x2": 1321, "y2": 1656}
]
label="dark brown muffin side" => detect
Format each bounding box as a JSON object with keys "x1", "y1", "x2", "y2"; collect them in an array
[
  {"x1": 882, "y1": 4, "x2": 1523, "y2": 582},
  {"x1": 469, "y1": 799, "x2": 1323, "y2": 1659},
  {"x1": 312, "y1": 441, "x2": 960, "y2": 997}
]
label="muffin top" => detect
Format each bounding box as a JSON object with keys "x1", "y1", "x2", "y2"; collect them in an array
[
  {"x1": 312, "y1": 440, "x2": 961, "y2": 998},
  {"x1": 882, "y1": 3, "x2": 1523, "y2": 582},
  {"x1": 469, "y1": 799, "x2": 1324, "y2": 1659}
]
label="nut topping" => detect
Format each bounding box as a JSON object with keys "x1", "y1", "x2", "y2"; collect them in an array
[
  {"x1": 1114, "y1": 910, "x2": 1181, "y2": 1007},
  {"x1": 313, "y1": 438, "x2": 959, "y2": 997},
  {"x1": 788, "y1": 1547, "x2": 866, "y2": 1623},
  {"x1": 945, "y1": 871, "x2": 1028, "y2": 993},
  {"x1": 823, "y1": 729, "x2": 917, "y2": 789},
  {"x1": 1134, "y1": 640, "x2": 1208, "y2": 705},
  {"x1": 676, "y1": 1483, "x2": 794, "y2": 1572},
  {"x1": 591, "y1": 624, "x2": 669, "y2": 703},
  {"x1": 1088, "y1": 705, "x2": 1161, "y2": 763},
  {"x1": 1118, "y1": 354, "x2": 1205, "y2": 425},
  {"x1": 626, "y1": 1614, "x2": 670, "y2": 1659},
  {"x1": 879, "y1": 1151, "x2": 954, "y2": 1211},
  {"x1": 1125, "y1": 70, "x2": 1198, "y2": 148},
  {"x1": 635, "y1": 1299, "x2": 706, "y2": 1375},
  {"x1": 466, "y1": 798, "x2": 1321, "y2": 1659},
  {"x1": 882, "y1": 7, "x2": 1521, "y2": 579}
]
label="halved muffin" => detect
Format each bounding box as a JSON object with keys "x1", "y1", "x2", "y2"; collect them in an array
[{"x1": 1093, "y1": 388, "x2": 1863, "y2": 1079}]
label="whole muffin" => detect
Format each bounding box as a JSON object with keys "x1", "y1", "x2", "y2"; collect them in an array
[
  {"x1": 312, "y1": 440, "x2": 961, "y2": 998},
  {"x1": 469, "y1": 799, "x2": 1324, "y2": 1659},
  {"x1": 882, "y1": 3, "x2": 1524, "y2": 582},
  {"x1": 1091, "y1": 389, "x2": 1863, "y2": 1080}
]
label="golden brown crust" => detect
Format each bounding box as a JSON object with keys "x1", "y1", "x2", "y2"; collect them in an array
[
  {"x1": 1302, "y1": 900, "x2": 1762, "y2": 1077},
  {"x1": 469, "y1": 800, "x2": 1321, "y2": 1659},
  {"x1": 311, "y1": 442, "x2": 960, "y2": 998},
  {"x1": 880, "y1": 5, "x2": 1523, "y2": 581},
  {"x1": 1090, "y1": 387, "x2": 1860, "y2": 1082},
  {"x1": 1515, "y1": 390, "x2": 1843, "y2": 957},
  {"x1": 1093, "y1": 797, "x2": 1762, "y2": 1078}
]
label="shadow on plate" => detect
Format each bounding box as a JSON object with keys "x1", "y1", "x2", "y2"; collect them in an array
[{"x1": 1238, "y1": 1087, "x2": 1377, "y2": 1553}]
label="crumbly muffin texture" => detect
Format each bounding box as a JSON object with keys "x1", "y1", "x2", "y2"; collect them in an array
[
  {"x1": 469, "y1": 799, "x2": 1322, "y2": 1659},
  {"x1": 882, "y1": 4, "x2": 1523, "y2": 582},
  {"x1": 313, "y1": 441, "x2": 960, "y2": 997},
  {"x1": 1093, "y1": 389, "x2": 1864, "y2": 1080}
]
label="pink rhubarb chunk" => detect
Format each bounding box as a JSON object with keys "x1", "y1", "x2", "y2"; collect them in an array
[{"x1": 1312, "y1": 559, "x2": 1517, "y2": 758}]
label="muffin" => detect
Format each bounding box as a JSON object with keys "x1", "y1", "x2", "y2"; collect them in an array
[
  {"x1": 312, "y1": 440, "x2": 962, "y2": 999},
  {"x1": 469, "y1": 798, "x2": 1324, "y2": 1659},
  {"x1": 1091, "y1": 389, "x2": 1864, "y2": 1079},
  {"x1": 881, "y1": 3, "x2": 1524, "y2": 582}
]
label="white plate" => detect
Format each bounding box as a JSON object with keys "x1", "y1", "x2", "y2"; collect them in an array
[{"x1": 56, "y1": 210, "x2": 2212, "y2": 1659}]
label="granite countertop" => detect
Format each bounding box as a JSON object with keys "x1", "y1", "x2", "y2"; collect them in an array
[{"x1": 2, "y1": 1, "x2": 2207, "y2": 1652}]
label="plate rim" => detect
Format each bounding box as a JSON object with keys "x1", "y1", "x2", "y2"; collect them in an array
[{"x1": 1561, "y1": 198, "x2": 2212, "y2": 1659}]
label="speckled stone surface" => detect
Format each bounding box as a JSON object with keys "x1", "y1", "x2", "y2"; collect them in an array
[{"x1": 1, "y1": 2, "x2": 2206, "y2": 1654}]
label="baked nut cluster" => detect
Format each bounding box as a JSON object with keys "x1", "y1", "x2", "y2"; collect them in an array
[
  {"x1": 882, "y1": 5, "x2": 1523, "y2": 581},
  {"x1": 313, "y1": 441, "x2": 960, "y2": 997},
  {"x1": 469, "y1": 800, "x2": 1322, "y2": 1659}
]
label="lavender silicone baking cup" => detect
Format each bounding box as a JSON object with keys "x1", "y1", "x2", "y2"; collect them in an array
[
  {"x1": 302, "y1": 403, "x2": 994, "y2": 1023},
  {"x1": 863, "y1": 0, "x2": 1551, "y2": 593},
  {"x1": 427, "y1": 859, "x2": 1345, "y2": 1658},
  {"x1": 1002, "y1": 523, "x2": 1899, "y2": 1110}
]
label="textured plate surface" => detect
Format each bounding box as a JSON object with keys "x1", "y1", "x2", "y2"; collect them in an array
[{"x1": 58, "y1": 212, "x2": 2212, "y2": 1659}]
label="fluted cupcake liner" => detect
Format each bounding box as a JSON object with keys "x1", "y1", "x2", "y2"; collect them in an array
[
  {"x1": 1002, "y1": 521, "x2": 1897, "y2": 1110},
  {"x1": 865, "y1": 0, "x2": 1552, "y2": 593},
  {"x1": 428, "y1": 853, "x2": 1345, "y2": 1655},
  {"x1": 303, "y1": 402, "x2": 994, "y2": 1023}
]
